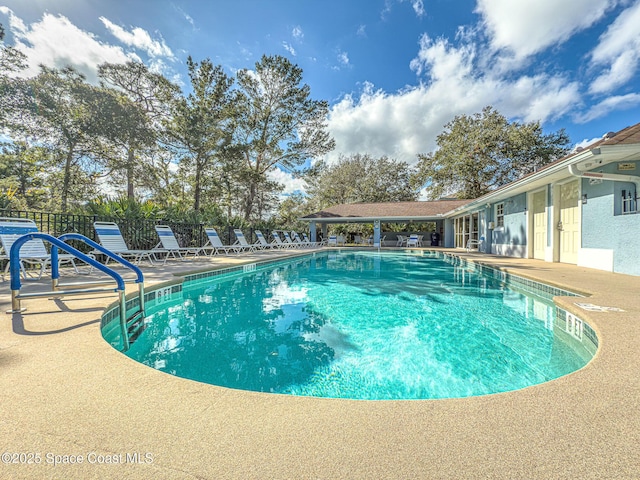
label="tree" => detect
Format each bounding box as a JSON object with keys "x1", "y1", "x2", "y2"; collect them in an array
[
  {"x1": 233, "y1": 55, "x2": 335, "y2": 221},
  {"x1": 23, "y1": 66, "x2": 111, "y2": 211},
  {"x1": 98, "y1": 61, "x2": 178, "y2": 199},
  {"x1": 307, "y1": 154, "x2": 418, "y2": 207},
  {"x1": 165, "y1": 57, "x2": 234, "y2": 213},
  {"x1": 0, "y1": 142, "x2": 50, "y2": 210},
  {"x1": 416, "y1": 106, "x2": 571, "y2": 199},
  {"x1": 0, "y1": 22, "x2": 29, "y2": 132},
  {"x1": 275, "y1": 193, "x2": 315, "y2": 232}
]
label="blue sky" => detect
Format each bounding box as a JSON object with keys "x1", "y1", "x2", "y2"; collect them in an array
[{"x1": 1, "y1": 0, "x2": 640, "y2": 194}]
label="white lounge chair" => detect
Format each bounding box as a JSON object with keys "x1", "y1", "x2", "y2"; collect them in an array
[
  {"x1": 327, "y1": 234, "x2": 338, "y2": 246},
  {"x1": 282, "y1": 231, "x2": 302, "y2": 248},
  {"x1": 254, "y1": 230, "x2": 276, "y2": 249},
  {"x1": 233, "y1": 229, "x2": 257, "y2": 253},
  {"x1": 290, "y1": 231, "x2": 311, "y2": 248},
  {"x1": 0, "y1": 217, "x2": 81, "y2": 280},
  {"x1": 154, "y1": 225, "x2": 200, "y2": 260},
  {"x1": 302, "y1": 232, "x2": 323, "y2": 247},
  {"x1": 201, "y1": 227, "x2": 240, "y2": 255},
  {"x1": 271, "y1": 231, "x2": 293, "y2": 249},
  {"x1": 93, "y1": 221, "x2": 158, "y2": 266}
]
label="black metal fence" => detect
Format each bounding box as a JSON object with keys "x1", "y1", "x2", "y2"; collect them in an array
[{"x1": 0, "y1": 209, "x2": 259, "y2": 252}]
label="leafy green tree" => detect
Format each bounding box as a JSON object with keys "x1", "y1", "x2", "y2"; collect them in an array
[
  {"x1": 98, "y1": 61, "x2": 178, "y2": 199},
  {"x1": 233, "y1": 55, "x2": 335, "y2": 220},
  {"x1": 415, "y1": 106, "x2": 571, "y2": 199},
  {"x1": 0, "y1": 22, "x2": 29, "y2": 133},
  {"x1": 22, "y1": 66, "x2": 112, "y2": 211},
  {"x1": 307, "y1": 154, "x2": 418, "y2": 207},
  {"x1": 274, "y1": 193, "x2": 316, "y2": 232},
  {"x1": 165, "y1": 56, "x2": 234, "y2": 213},
  {"x1": 0, "y1": 142, "x2": 50, "y2": 209}
]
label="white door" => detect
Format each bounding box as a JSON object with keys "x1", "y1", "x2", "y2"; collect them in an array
[
  {"x1": 532, "y1": 190, "x2": 547, "y2": 260},
  {"x1": 559, "y1": 181, "x2": 580, "y2": 264}
]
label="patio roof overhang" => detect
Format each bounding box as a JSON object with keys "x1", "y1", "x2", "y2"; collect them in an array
[
  {"x1": 300, "y1": 199, "x2": 472, "y2": 224},
  {"x1": 301, "y1": 215, "x2": 444, "y2": 224}
]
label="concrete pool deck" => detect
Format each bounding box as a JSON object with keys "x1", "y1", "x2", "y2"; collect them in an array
[{"x1": 0, "y1": 247, "x2": 638, "y2": 479}]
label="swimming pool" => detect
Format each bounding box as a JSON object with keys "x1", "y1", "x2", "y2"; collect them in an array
[{"x1": 102, "y1": 251, "x2": 597, "y2": 400}]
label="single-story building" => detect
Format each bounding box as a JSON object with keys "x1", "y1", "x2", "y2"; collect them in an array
[
  {"x1": 302, "y1": 199, "x2": 471, "y2": 246},
  {"x1": 301, "y1": 121, "x2": 640, "y2": 276}
]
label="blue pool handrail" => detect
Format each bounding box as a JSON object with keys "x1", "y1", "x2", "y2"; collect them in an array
[
  {"x1": 9, "y1": 233, "x2": 125, "y2": 293},
  {"x1": 9, "y1": 232, "x2": 145, "y2": 351},
  {"x1": 55, "y1": 233, "x2": 144, "y2": 285}
]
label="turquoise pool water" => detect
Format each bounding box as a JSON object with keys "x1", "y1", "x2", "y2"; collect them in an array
[{"x1": 119, "y1": 251, "x2": 595, "y2": 400}]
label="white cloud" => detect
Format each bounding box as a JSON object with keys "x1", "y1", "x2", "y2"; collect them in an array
[
  {"x1": 327, "y1": 34, "x2": 581, "y2": 165},
  {"x1": 337, "y1": 51, "x2": 350, "y2": 66},
  {"x1": 383, "y1": 0, "x2": 426, "y2": 18},
  {"x1": 588, "y1": 1, "x2": 640, "y2": 94},
  {"x1": 476, "y1": 0, "x2": 617, "y2": 60},
  {"x1": 574, "y1": 93, "x2": 640, "y2": 123},
  {"x1": 589, "y1": 51, "x2": 639, "y2": 94},
  {"x1": 267, "y1": 168, "x2": 308, "y2": 196},
  {"x1": 1, "y1": 9, "x2": 135, "y2": 81},
  {"x1": 574, "y1": 136, "x2": 602, "y2": 149},
  {"x1": 357, "y1": 25, "x2": 366, "y2": 37},
  {"x1": 505, "y1": 75, "x2": 581, "y2": 123},
  {"x1": 99, "y1": 17, "x2": 174, "y2": 59},
  {"x1": 172, "y1": 4, "x2": 196, "y2": 30},
  {"x1": 411, "y1": 0, "x2": 425, "y2": 17},
  {"x1": 292, "y1": 25, "x2": 303, "y2": 40},
  {"x1": 282, "y1": 41, "x2": 296, "y2": 56}
]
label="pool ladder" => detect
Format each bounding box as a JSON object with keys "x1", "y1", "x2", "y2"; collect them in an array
[{"x1": 7, "y1": 232, "x2": 145, "y2": 351}]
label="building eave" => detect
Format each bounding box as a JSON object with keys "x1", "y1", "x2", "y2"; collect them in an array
[{"x1": 445, "y1": 144, "x2": 640, "y2": 217}]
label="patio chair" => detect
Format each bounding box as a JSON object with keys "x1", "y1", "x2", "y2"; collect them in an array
[
  {"x1": 367, "y1": 235, "x2": 386, "y2": 246},
  {"x1": 255, "y1": 230, "x2": 276, "y2": 249},
  {"x1": 232, "y1": 229, "x2": 257, "y2": 253},
  {"x1": 201, "y1": 227, "x2": 240, "y2": 255},
  {"x1": 282, "y1": 231, "x2": 304, "y2": 248},
  {"x1": 93, "y1": 221, "x2": 158, "y2": 266},
  {"x1": 327, "y1": 235, "x2": 338, "y2": 246},
  {"x1": 271, "y1": 231, "x2": 294, "y2": 249},
  {"x1": 406, "y1": 234, "x2": 420, "y2": 247},
  {"x1": 290, "y1": 231, "x2": 311, "y2": 248},
  {"x1": 466, "y1": 236, "x2": 485, "y2": 252},
  {"x1": 154, "y1": 225, "x2": 201, "y2": 261},
  {"x1": 0, "y1": 217, "x2": 82, "y2": 280},
  {"x1": 302, "y1": 232, "x2": 323, "y2": 247}
]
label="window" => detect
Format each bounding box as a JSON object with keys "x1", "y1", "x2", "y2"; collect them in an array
[
  {"x1": 621, "y1": 189, "x2": 638, "y2": 215},
  {"x1": 495, "y1": 203, "x2": 504, "y2": 227}
]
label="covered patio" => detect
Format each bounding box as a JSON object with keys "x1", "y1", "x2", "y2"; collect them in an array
[{"x1": 301, "y1": 199, "x2": 471, "y2": 247}]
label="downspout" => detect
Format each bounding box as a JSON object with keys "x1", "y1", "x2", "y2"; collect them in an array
[{"x1": 568, "y1": 164, "x2": 640, "y2": 191}]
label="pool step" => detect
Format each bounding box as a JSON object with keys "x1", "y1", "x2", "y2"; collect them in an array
[{"x1": 126, "y1": 310, "x2": 146, "y2": 345}]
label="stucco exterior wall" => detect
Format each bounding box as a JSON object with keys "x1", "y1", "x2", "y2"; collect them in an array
[
  {"x1": 580, "y1": 161, "x2": 640, "y2": 275},
  {"x1": 491, "y1": 193, "x2": 527, "y2": 257}
]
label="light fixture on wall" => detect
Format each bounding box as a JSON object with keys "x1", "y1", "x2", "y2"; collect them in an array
[{"x1": 582, "y1": 194, "x2": 588, "y2": 204}]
